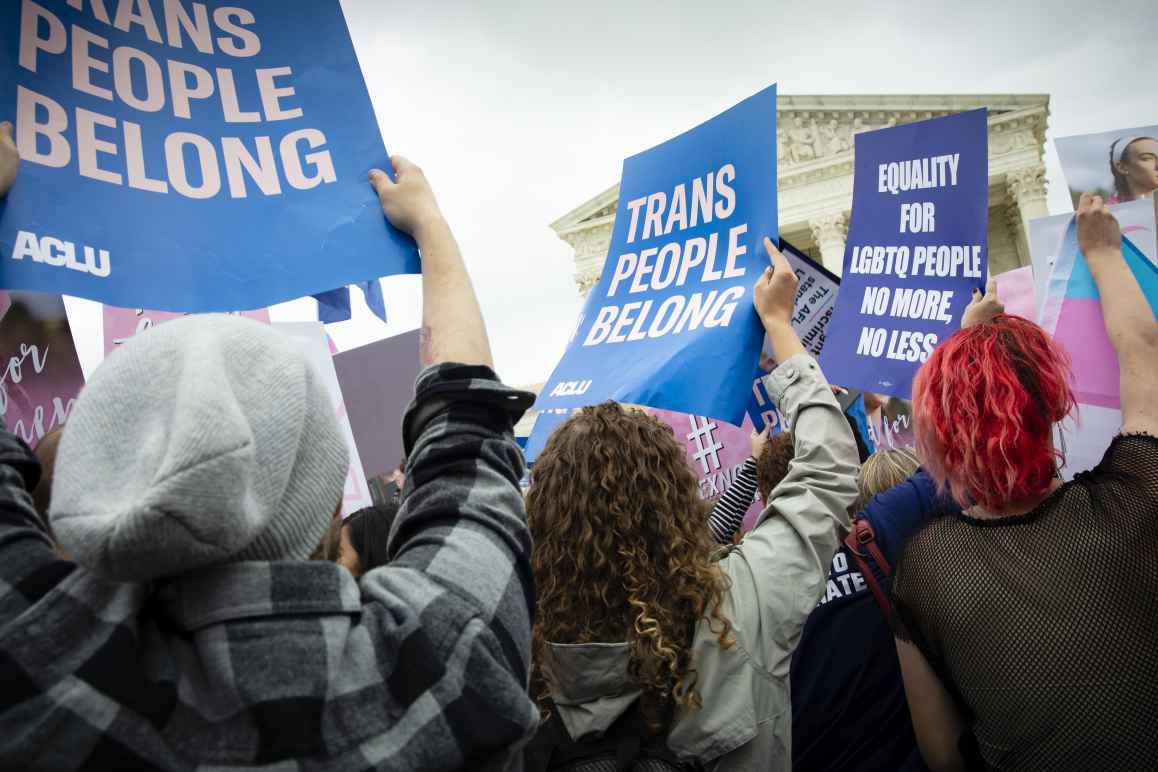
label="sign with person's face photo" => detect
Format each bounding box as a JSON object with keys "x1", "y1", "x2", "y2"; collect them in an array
[{"x1": 1056, "y1": 125, "x2": 1158, "y2": 210}]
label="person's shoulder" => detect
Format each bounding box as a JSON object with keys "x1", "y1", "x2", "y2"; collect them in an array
[
  {"x1": 1079, "y1": 432, "x2": 1158, "y2": 483},
  {"x1": 905, "y1": 511, "x2": 961, "y2": 546},
  {"x1": 893, "y1": 515, "x2": 965, "y2": 581}
]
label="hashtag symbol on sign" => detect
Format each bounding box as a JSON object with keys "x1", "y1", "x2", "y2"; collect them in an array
[{"x1": 687, "y1": 415, "x2": 724, "y2": 475}]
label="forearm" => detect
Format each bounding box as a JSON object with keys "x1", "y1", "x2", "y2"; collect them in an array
[
  {"x1": 761, "y1": 317, "x2": 806, "y2": 365},
  {"x1": 708, "y1": 457, "x2": 758, "y2": 543},
  {"x1": 416, "y1": 218, "x2": 493, "y2": 369},
  {"x1": 747, "y1": 355, "x2": 858, "y2": 555},
  {"x1": 896, "y1": 639, "x2": 968, "y2": 772},
  {"x1": 393, "y1": 364, "x2": 535, "y2": 580},
  {"x1": 727, "y1": 357, "x2": 859, "y2": 670},
  {"x1": 358, "y1": 365, "x2": 539, "y2": 761},
  {"x1": 1086, "y1": 246, "x2": 1158, "y2": 432}
]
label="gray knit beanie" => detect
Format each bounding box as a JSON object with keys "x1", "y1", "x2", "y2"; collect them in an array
[{"x1": 50, "y1": 315, "x2": 349, "y2": 582}]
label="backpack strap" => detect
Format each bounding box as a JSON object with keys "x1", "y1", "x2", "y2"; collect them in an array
[
  {"x1": 844, "y1": 517, "x2": 893, "y2": 619},
  {"x1": 522, "y1": 699, "x2": 570, "y2": 772}
]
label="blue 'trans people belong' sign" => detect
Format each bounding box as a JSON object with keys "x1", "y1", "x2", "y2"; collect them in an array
[
  {"x1": 819, "y1": 109, "x2": 988, "y2": 400},
  {"x1": 535, "y1": 84, "x2": 778, "y2": 426},
  {"x1": 0, "y1": 0, "x2": 419, "y2": 311}
]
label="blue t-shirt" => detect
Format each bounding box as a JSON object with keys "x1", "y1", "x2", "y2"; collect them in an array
[
  {"x1": 791, "y1": 547, "x2": 925, "y2": 772},
  {"x1": 791, "y1": 470, "x2": 955, "y2": 772}
]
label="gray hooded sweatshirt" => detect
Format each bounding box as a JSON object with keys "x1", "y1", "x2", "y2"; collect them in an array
[{"x1": 540, "y1": 353, "x2": 859, "y2": 771}]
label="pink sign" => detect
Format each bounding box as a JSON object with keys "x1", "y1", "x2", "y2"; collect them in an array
[
  {"x1": 993, "y1": 266, "x2": 1036, "y2": 321},
  {"x1": 650, "y1": 407, "x2": 765, "y2": 530},
  {"x1": 0, "y1": 292, "x2": 87, "y2": 449},
  {"x1": 864, "y1": 395, "x2": 915, "y2": 451},
  {"x1": 103, "y1": 306, "x2": 272, "y2": 355}
]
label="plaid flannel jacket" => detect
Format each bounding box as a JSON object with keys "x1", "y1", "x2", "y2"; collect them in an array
[{"x1": 0, "y1": 363, "x2": 539, "y2": 771}]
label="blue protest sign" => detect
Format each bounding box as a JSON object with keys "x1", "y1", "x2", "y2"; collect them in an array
[
  {"x1": 0, "y1": 0, "x2": 419, "y2": 311},
  {"x1": 535, "y1": 84, "x2": 778, "y2": 425},
  {"x1": 819, "y1": 109, "x2": 988, "y2": 399}
]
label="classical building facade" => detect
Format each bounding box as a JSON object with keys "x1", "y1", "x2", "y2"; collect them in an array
[
  {"x1": 517, "y1": 95, "x2": 1050, "y2": 438},
  {"x1": 550, "y1": 94, "x2": 1049, "y2": 288}
]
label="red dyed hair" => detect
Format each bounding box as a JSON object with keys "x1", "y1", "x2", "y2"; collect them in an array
[{"x1": 912, "y1": 314, "x2": 1075, "y2": 510}]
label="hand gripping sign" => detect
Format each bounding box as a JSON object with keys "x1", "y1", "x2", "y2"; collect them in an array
[{"x1": 0, "y1": 0, "x2": 419, "y2": 311}]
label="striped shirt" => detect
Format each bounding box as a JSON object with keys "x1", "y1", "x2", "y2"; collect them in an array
[{"x1": 707, "y1": 457, "x2": 759, "y2": 543}]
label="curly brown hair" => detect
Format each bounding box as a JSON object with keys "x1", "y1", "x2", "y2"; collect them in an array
[
  {"x1": 756, "y1": 431, "x2": 795, "y2": 502},
  {"x1": 526, "y1": 402, "x2": 733, "y2": 727}
]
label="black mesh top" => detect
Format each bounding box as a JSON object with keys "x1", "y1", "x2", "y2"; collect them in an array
[{"x1": 891, "y1": 433, "x2": 1158, "y2": 771}]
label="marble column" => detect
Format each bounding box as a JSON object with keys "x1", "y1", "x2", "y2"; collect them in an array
[
  {"x1": 809, "y1": 212, "x2": 849, "y2": 275},
  {"x1": 1006, "y1": 166, "x2": 1049, "y2": 268}
]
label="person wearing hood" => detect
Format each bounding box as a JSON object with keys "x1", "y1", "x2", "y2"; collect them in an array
[
  {"x1": 523, "y1": 238, "x2": 859, "y2": 770},
  {"x1": 0, "y1": 126, "x2": 539, "y2": 770}
]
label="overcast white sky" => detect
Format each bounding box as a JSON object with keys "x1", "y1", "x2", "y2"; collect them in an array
[{"x1": 66, "y1": 0, "x2": 1158, "y2": 386}]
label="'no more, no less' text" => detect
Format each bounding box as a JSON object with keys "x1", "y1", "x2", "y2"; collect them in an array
[{"x1": 851, "y1": 152, "x2": 984, "y2": 363}]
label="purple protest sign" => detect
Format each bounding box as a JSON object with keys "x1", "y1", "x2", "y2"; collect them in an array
[
  {"x1": 819, "y1": 110, "x2": 989, "y2": 400},
  {"x1": 103, "y1": 306, "x2": 271, "y2": 355},
  {"x1": 332, "y1": 330, "x2": 421, "y2": 485},
  {"x1": 0, "y1": 292, "x2": 86, "y2": 448}
]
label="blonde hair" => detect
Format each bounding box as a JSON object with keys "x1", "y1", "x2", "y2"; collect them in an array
[{"x1": 854, "y1": 447, "x2": 920, "y2": 512}]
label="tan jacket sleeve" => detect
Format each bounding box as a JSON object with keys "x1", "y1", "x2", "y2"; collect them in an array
[{"x1": 720, "y1": 352, "x2": 859, "y2": 679}]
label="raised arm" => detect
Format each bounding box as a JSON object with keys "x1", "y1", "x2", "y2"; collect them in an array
[
  {"x1": 722, "y1": 239, "x2": 858, "y2": 669},
  {"x1": 751, "y1": 239, "x2": 859, "y2": 546},
  {"x1": 360, "y1": 160, "x2": 539, "y2": 766},
  {"x1": 756, "y1": 237, "x2": 806, "y2": 364},
  {"x1": 1076, "y1": 193, "x2": 1158, "y2": 436},
  {"x1": 370, "y1": 158, "x2": 492, "y2": 369}
]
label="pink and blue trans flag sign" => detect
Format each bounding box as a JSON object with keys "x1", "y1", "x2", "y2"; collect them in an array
[
  {"x1": 1038, "y1": 223, "x2": 1158, "y2": 410},
  {"x1": 0, "y1": 0, "x2": 419, "y2": 311},
  {"x1": 535, "y1": 84, "x2": 779, "y2": 426}
]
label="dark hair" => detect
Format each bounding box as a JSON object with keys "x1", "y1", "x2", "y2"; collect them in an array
[
  {"x1": 344, "y1": 502, "x2": 400, "y2": 574},
  {"x1": 1111, "y1": 136, "x2": 1158, "y2": 202},
  {"x1": 756, "y1": 431, "x2": 795, "y2": 502}
]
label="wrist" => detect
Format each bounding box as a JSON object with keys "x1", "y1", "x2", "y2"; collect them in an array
[
  {"x1": 1083, "y1": 244, "x2": 1119, "y2": 262},
  {"x1": 760, "y1": 314, "x2": 793, "y2": 333},
  {"x1": 411, "y1": 213, "x2": 450, "y2": 245}
]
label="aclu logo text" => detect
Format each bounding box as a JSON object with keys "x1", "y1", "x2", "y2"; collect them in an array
[
  {"x1": 549, "y1": 379, "x2": 592, "y2": 397},
  {"x1": 11, "y1": 231, "x2": 111, "y2": 278}
]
